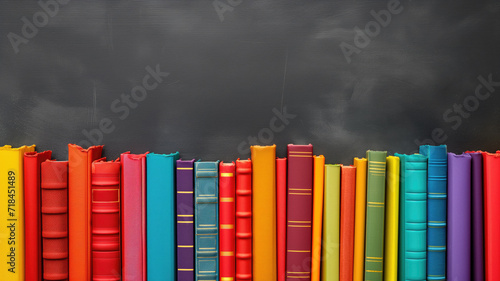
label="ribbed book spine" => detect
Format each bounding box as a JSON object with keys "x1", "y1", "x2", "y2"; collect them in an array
[
  {"x1": 91, "y1": 159, "x2": 121, "y2": 280},
  {"x1": 419, "y1": 145, "x2": 447, "y2": 281},
  {"x1": 352, "y1": 158, "x2": 367, "y2": 281},
  {"x1": 384, "y1": 156, "x2": 400, "y2": 281},
  {"x1": 396, "y1": 153, "x2": 427, "y2": 281},
  {"x1": 340, "y1": 165, "x2": 356, "y2": 281},
  {"x1": 236, "y1": 159, "x2": 252, "y2": 281},
  {"x1": 219, "y1": 162, "x2": 236, "y2": 281},
  {"x1": 364, "y1": 151, "x2": 387, "y2": 281},
  {"x1": 41, "y1": 160, "x2": 69, "y2": 281},
  {"x1": 311, "y1": 156, "x2": 325, "y2": 281},
  {"x1": 176, "y1": 159, "x2": 195, "y2": 281},
  {"x1": 321, "y1": 164, "x2": 340, "y2": 281},
  {"x1": 195, "y1": 161, "x2": 219, "y2": 280}
]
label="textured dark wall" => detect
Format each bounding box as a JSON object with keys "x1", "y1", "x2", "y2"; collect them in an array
[{"x1": 1, "y1": 0, "x2": 500, "y2": 164}]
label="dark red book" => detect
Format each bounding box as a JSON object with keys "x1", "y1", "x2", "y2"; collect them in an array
[
  {"x1": 220, "y1": 162, "x2": 236, "y2": 281},
  {"x1": 276, "y1": 157, "x2": 287, "y2": 281},
  {"x1": 286, "y1": 144, "x2": 313, "y2": 281},
  {"x1": 91, "y1": 159, "x2": 121, "y2": 281},
  {"x1": 41, "y1": 160, "x2": 69, "y2": 281},
  {"x1": 235, "y1": 159, "x2": 252, "y2": 281},
  {"x1": 24, "y1": 150, "x2": 52, "y2": 281}
]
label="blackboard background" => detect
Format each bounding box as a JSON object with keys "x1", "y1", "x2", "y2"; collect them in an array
[{"x1": 1, "y1": 0, "x2": 500, "y2": 164}]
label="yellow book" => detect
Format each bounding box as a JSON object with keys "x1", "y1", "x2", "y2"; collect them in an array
[
  {"x1": 384, "y1": 156, "x2": 400, "y2": 281},
  {"x1": 0, "y1": 145, "x2": 35, "y2": 281},
  {"x1": 353, "y1": 157, "x2": 367, "y2": 281},
  {"x1": 311, "y1": 155, "x2": 325, "y2": 281},
  {"x1": 321, "y1": 164, "x2": 340, "y2": 281},
  {"x1": 251, "y1": 145, "x2": 277, "y2": 280}
]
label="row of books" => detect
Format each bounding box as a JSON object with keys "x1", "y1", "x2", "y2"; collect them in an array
[{"x1": 0, "y1": 143, "x2": 498, "y2": 281}]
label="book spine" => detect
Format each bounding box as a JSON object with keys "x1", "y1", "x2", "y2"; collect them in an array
[
  {"x1": 447, "y1": 153, "x2": 472, "y2": 280},
  {"x1": 364, "y1": 150, "x2": 387, "y2": 281},
  {"x1": 41, "y1": 160, "x2": 69, "y2": 281},
  {"x1": 340, "y1": 165, "x2": 356, "y2": 281},
  {"x1": 384, "y1": 156, "x2": 400, "y2": 281},
  {"x1": 91, "y1": 160, "x2": 121, "y2": 280},
  {"x1": 277, "y1": 157, "x2": 287, "y2": 281},
  {"x1": 321, "y1": 164, "x2": 340, "y2": 281},
  {"x1": 24, "y1": 150, "x2": 52, "y2": 281},
  {"x1": 195, "y1": 161, "x2": 219, "y2": 281},
  {"x1": 176, "y1": 159, "x2": 195, "y2": 281},
  {"x1": 311, "y1": 156, "x2": 324, "y2": 281},
  {"x1": 352, "y1": 158, "x2": 367, "y2": 281},
  {"x1": 146, "y1": 152, "x2": 179, "y2": 281},
  {"x1": 219, "y1": 162, "x2": 236, "y2": 281},
  {"x1": 286, "y1": 144, "x2": 313, "y2": 281},
  {"x1": 236, "y1": 159, "x2": 252, "y2": 281}
]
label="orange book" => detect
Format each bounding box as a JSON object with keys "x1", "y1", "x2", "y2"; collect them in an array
[
  {"x1": 352, "y1": 158, "x2": 367, "y2": 281},
  {"x1": 340, "y1": 165, "x2": 356, "y2": 281},
  {"x1": 251, "y1": 145, "x2": 277, "y2": 281},
  {"x1": 311, "y1": 155, "x2": 325, "y2": 281},
  {"x1": 68, "y1": 144, "x2": 103, "y2": 281}
]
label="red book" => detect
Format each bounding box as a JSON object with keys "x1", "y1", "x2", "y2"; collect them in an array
[
  {"x1": 286, "y1": 144, "x2": 313, "y2": 281},
  {"x1": 276, "y1": 157, "x2": 287, "y2": 281},
  {"x1": 91, "y1": 159, "x2": 121, "y2": 281},
  {"x1": 41, "y1": 160, "x2": 69, "y2": 281},
  {"x1": 24, "y1": 150, "x2": 52, "y2": 281},
  {"x1": 235, "y1": 159, "x2": 252, "y2": 281},
  {"x1": 340, "y1": 165, "x2": 356, "y2": 281},
  {"x1": 220, "y1": 162, "x2": 236, "y2": 281}
]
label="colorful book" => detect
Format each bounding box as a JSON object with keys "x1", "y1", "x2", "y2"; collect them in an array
[
  {"x1": 250, "y1": 145, "x2": 277, "y2": 280},
  {"x1": 235, "y1": 159, "x2": 253, "y2": 281},
  {"x1": 0, "y1": 145, "x2": 35, "y2": 281},
  {"x1": 311, "y1": 155, "x2": 325, "y2": 281},
  {"x1": 24, "y1": 150, "x2": 52, "y2": 281},
  {"x1": 340, "y1": 165, "x2": 356, "y2": 281},
  {"x1": 176, "y1": 159, "x2": 196, "y2": 281},
  {"x1": 364, "y1": 150, "x2": 387, "y2": 281},
  {"x1": 322, "y1": 164, "x2": 340, "y2": 281},
  {"x1": 420, "y1": 145, "x2": 447, "y2": 281},
  {"x1": 286, "y1": 144, "x2": 314, "y2": 281},
  {"x1": 91, "y1": 158, "x2": 121, "y2": 280},
  {"x1": 353, "y1": 157, "x2": 367, "y2": 281},
  {"x1": 147, "y1": 152, "x2": 180, "y2": 280},
  {"x1": 396, "y1": 153, "x2": 427, "y2": 281},
  {"x1": 384, "y1": 156, "x2": 400, "y2": 281},
  {"x1": 195, "y1": 161, "x2": 220, "y2": 281},
  {"x1": 447, "y1": 153, "x2": 471, "y2": 280},
  {"x1": 276, "y1": 157, "x2": 287, "y2": 281},
  {"x1": 41, "y1": 160, "x2": 69, "y2": 281},
  {"x1": 121, "y1": 153, "x2": 147, "y2": 281},
  {"x1": 68, "y1": 144, "x2": 103, "y2": 281},
  {"x1": 219, "y1": 161, "x2": 236, "y2": 281}
]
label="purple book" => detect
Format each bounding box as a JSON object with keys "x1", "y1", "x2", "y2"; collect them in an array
[
  {"x1": 176, "y1": 159, "x2": 196, "y2": 281},
  {"x1": 447, "y1": 153, "x2": 472, "y2": 281}
]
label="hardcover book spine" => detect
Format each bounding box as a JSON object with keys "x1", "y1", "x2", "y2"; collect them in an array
[
  {"x1": 277, "y1": 158, "x2": 287, "y2": 281},
  {"x1": 352, "y1": 157, "x2": 367, "y2": 281},
  {"x1": 24, "y1": 150, "x2": 52, "y2": 281},
  {"x1": 219, "y1": 162, "x2": 236, "y2": 281},
  {"x1": 419, "y1": 145, "x2": 447, "y2": 281},
  {"x1": 91, "y1": 160, "x2": 121, "y2": 281},
  {"x1": 236, "y1": 159, "x2": 252, "y2": 281},
  {"x1": 311, "y1": 156, "x2": 325, "y2": 281},
  {"x1": 41, "y1": 160, "x2": 69, "y2": 281},
  {"x1": 286, "y1": 144, "x2": 314, "y2": 281},
  {"x1": 321, "y1": 164, "x2": 340, "y2": 281},
  {"x1": 250, "y1": 145, "x2": 277, "y2": 280},
  {"x1": 121, "y1": 153, "x2": 147, "y2": 281},
  {"x1": 396, "y1": 153, "x2": 427, "y2": 281},
  {"x1": 195, "y1": 161, "x2": 219, "y2": 281},
  {"x1": 68, "y1": 144, "x2": 103, "y2": 281},
  {"x1": 364, "y1": 150, "x2": 387, "y2": 281},
  {"x1": 146, "y1": 152, "x2": 180, "y2": 281},
  {"x1": 340, "y1": 165, "x2": 356, "y2": 281},
  {"x1": 384, "y1": 156, "x2": 400, "y2": 281},
  {"x1": 176, "y1": 159, "x2": 195, "y2": 281},
  {"x1": 447, "y1": 153, "x2": 472, "y2": 280}
]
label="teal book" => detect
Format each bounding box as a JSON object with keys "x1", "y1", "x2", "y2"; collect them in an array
[
  {"x1": 396, "y1": 153, "x2": 427, "y2": 281},
  {"x1": 195, "y1": 161, "x2": 220, "y2": 280},
  {"x1": 146, "y1": 152, "x2": 180, "y2": 281}
]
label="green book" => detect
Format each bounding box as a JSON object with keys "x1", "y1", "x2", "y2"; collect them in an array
[{"x1": 364, "y1": 151, "x2": 387, "y2": 281}]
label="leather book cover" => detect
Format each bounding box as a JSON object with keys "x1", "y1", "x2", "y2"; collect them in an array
[
  {"x1": 311, "y1": 155, "x2": 324, "y2": 281},
  {"x1": 340, "y1": 165, "x2": 356, "y2": 281},
  {"x1": 321, "y1": 164, "x2": 340, "y2": 281},
  {"x1": 235, "y1": 159, "x2": 252, "y2": 281},
  {"x1": 24, "y1": 150, "x2": 52, "y2": 281},
  {"x1": 277, "y1": 157, "x2": 287, "y2": 281},
  {"x1": 219, "y1": 162, "x2": 236, "y2": 281},
  {"x1": 352, "y1": 157, "x2": 367, "y2": 281},
  {"x1": 384, "y1": 156, "x2": 400, "y2": 281}
]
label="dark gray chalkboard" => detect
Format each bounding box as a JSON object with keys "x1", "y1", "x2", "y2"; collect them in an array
[{"x1": 1, "y1": 0, "x2": 500, "y2": 164}]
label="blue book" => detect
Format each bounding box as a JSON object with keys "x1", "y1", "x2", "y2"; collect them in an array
[
  {"x1": 420, "y1": 145, "x2": 447, "y2": 280},
  {"x1": 195, "y1": 161, "x2": 220, "y2": 281},
  {"x1": 146, "y1": 152, "x2": 180, "y2": 281}
]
